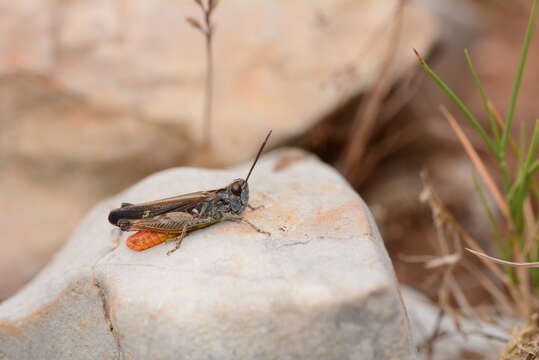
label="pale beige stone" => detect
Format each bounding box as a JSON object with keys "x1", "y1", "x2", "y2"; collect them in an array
[
  {"x1": 1, "y1": 0, "x2": 438, "y2": 166},
  {"x1": 0, "y1": 149, "x2": 415, "y2": 359}
]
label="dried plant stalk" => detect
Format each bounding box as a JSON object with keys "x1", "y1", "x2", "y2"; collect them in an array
[
  {"x1": 420, "y1": 171, "x2": 523, "y2": 317},
  {"x1": 338, "y1": 0, "x2": 405, "y2": 182},
  {"x1": 440, "y1": 106, "x2": 509, "y2": 217},
  {"x1": 466, "y1": 249, "x2": 539, "y2": 268},
  {"x1": 187, "y1": 0, "x2": 220, "y2": 146}
]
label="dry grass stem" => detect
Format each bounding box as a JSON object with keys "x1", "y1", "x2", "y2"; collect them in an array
[
  {"x1": 420, "y1": 171, "x2": 526, "y2": 317},
  {"x1": 460, "y1": 259, "x2": 514, "y2": 315},
  {"x1": 420, "y1": 171, "x2": 479, "y2": 329},
  {"x1": 467, "y1": 248, "x2": 539, "y2": 268},
  {"x1": 440, "y1": 106, "x2": 509, "y2": 217},
  {"x1": 441, "y1": 106, "x2": 536, "y2": 316},
  {"x1": 512, "y1": 242, "x2": 532, "y2": 320},
  {"x1": 354, "y1": 123, "x2": 417, "y2": 185},
  {"x1": 417, "y1": 2, "x2": 539, "y2": 356},
  {"x1": 187, "y1": 0, "x2": 220, "y2": 146},
  {"x1": 461, "y1": 232, "x2": 529, "y2": 318},
  {"x1": 338, "y1": 0, "x2": 406, "y2": 180},
  {"x1": 425, "y1": 254, "x2": 461, "y2": 269},
  {"x1": 420, "y1": 309, "x2": 446, "y2": 360}
]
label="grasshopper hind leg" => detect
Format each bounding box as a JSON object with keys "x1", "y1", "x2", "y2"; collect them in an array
[{"x1": 166, "y1": 226, "x2": 188, "y2": 256}]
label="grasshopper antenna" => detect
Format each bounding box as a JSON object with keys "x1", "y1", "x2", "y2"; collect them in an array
[{"x1": 245, "y1": 130, "x2": 272, "y2": 182}]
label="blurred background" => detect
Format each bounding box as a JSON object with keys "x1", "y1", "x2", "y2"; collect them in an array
[{"x1": 0, "y1": 0, "x2": 537, "y2": 313}]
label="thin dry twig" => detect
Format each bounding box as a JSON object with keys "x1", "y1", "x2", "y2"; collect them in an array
[
  {"x1": 460, "y1": 230, "x2": 527, "y2": 318},
  {"x1": 338, "y1": 0, "x2": 406, "y2": 180},
  {"x1": 187, "y1": 0, "x2": 220, "y2": 146},
  {"x1": 488, "y1": 103, "x2": 536, "y2": 316},
  {"x1": 420, "y1": 308, "x2": 447, "y2": 360},
  {"x1": 460, "y1": 259, "x2": 514, "y2": 316},
  {"x1": 440, "y1": 106, "x2": 537, "y2": 316},
  {"x1": 467, "y1": 248, "x2": 539, "y2": 268},
  {"x1": 512, "y1": 241, "x2": 532, "y2": 322},
  {"x1": 447, "y1": 275, "x2": 476, "y2": 322},
  {"x1": 439, "y1": 107, "x2": 536, "y2": 315},
  {"x1": 426, "y1": 254, "x2": 461, "y2": 269},
  {"x1": 353, "y1": 122, "x2": 418, "y2": 185},
  {"x1": 419, "y1": 171, "x2": 472, "y2": 331},
  {"x1": 420, "y1": 171, "x2": 523, "y2": 317}
]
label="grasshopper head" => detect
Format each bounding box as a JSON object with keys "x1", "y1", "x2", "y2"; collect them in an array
[
  {"x1": 223, "y1": 178, "x2": 249, "y2": 214},
  {"x1": 219, "y1": 130, "x2": 270, "y2": 215}
]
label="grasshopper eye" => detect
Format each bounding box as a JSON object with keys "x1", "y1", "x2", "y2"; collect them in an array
[{"x1": 231, "y1": 182, "x2": 242, "y2": 196}]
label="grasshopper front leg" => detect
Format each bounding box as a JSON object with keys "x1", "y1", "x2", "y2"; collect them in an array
[
  {"x1": 247, "y1": 204, "x2": 264, "y2": 211},
  {"x1": 227, "y1": 216, "x2": 271, "y2": 236}
]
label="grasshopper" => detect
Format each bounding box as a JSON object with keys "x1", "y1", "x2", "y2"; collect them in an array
[{"x1": 108, "y1": 131, "x2": 272, "y2": 255}]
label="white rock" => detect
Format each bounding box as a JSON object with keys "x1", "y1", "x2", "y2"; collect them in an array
[{"x1": 0, "y1": 149, "x2": 415, "y2": 359}]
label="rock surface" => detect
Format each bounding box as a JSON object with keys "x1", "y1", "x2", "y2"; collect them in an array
[{"x1": 0, "y1": 149, "x2": 415, "y2": 360}]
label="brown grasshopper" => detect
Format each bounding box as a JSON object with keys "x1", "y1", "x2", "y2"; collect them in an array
[{"x1": 108, "y1": 131, "x2": 272, "y2": 255}]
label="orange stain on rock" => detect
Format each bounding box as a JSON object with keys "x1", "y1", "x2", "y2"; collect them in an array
[
  {"x1": 313, "y1": 200, "x2": 362, "y2": 225},
  {"x1": 0, "y1": 322, "x2": 23, "y2": 338}
]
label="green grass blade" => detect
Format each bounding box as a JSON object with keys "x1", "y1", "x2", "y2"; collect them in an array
[
  {"x1": 525, "y1": 120, "x2": 539, "y2": 169},
  {"x1": 473, "y1": 173, "x2": 508, "y2": 257},
  {"x1": 530, "y1": 181, "x2": 539, "y2": 216},
  {"x1": 501, "y1": 0, "x2": 537, "y2": 151},
  {"x1": 414, "y1": 50, "x2": 496, "y2": 154},
  {"x1": 518, "y1": 122, "x2": 528, "y2": 169},
  {"x1": 464, "y1": 49, "x2": 500, "y2": 143},
  {"x1": 529, "y1": 159, "x2": 539, "y2": 175},
  {"x1": 507, "y1": 122, "x2": 539, "y2": 232}
]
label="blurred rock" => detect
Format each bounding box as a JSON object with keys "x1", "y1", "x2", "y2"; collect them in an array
[
  {"x1": 402, "y1": 286, "x2": 506, "y2": 360},
  {"x1": 0, "y1": 0, "x2": 439, "y2": 300},
  {"x1": 0, "y1": 0, "x2": 438, "y2": 166},
  {"x1": 0, "y1": 149, "x2": 415, "y2": 360}
]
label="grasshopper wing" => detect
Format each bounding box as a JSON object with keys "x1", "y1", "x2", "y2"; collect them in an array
[
  {"x1": 121, "y1": 212, "x2": 220, "y2": 250},
  {"x1": 118, "y1": 211, "x2": 219, "y2": 233},
  {"x1": 108, "y1": 190, "x2": 217, "y2": 225}
]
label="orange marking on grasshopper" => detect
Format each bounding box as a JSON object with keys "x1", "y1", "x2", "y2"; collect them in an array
[{"x1": 126, "y1": 231, "x2": 177, "y2": 251}]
